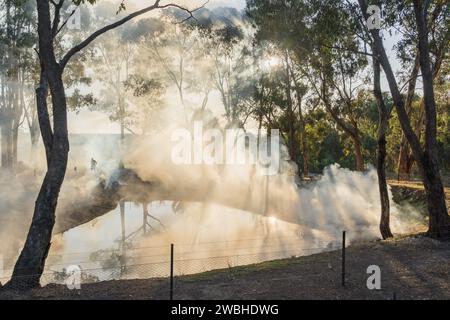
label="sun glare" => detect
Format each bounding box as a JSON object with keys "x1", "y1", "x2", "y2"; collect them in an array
[{"x1": 261, "y1": 56, "x2": 283, "y2": 71}]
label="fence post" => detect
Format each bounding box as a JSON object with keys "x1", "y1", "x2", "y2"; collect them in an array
[
  {"x1": 341, "y1": 231, "x2": 346, "y2": 287},
  {"x1": 393, "y1": 292, "x2": 397, "y2": 300},
  {"x1": 170, "y1": 243, "x2": 174, "y2": 300}
]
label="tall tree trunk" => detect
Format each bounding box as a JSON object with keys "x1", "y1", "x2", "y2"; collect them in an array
[
  {"x1": 402, "y1": 105, "x2": 426, "y2": 180},
  {"x1": 351, "y1": 134, "x2": 365, "y2": 172},
  {"x1": 397, "y1": 53, "x2": 420, "y2": 181},
  {"x1": 12, "y1": 125, "x2": 18, "y2": 165},
  {"x1": 0, "y1": 122, "x2": 6, "y2": 168},
  {"x1": 284, "y1": 50, "x2": 298, "y2": 168},
  {"x1": 292, "y1": 77, "x2": 309, "y2": 178},
  {"x1": 1, "y1": 0, "x2": 13, "y2": 170},
  {"x1": 7, "y1": 72, "x2": 68, "y2": 289},
  {"x1": 143, "y1": 203, "x2": 149, "y2": 234},
  {"x1": 299, "y1": 109, "x2": 309, "y2": 177},
  {"x1": 397, "y1": 3, "x2": 445, "y2": 182},
  {"x1": 413, "y1": 0, "x2": 450, "y2": 238},
  {"x1": 4, "y1": 0, "x2": 206, "y2": 290},
  {"x1": 373, "y1": 46, "x2": 393, "y2": 239},
  {"x1": 359, "y1": 0, "x2": 449, "y2": 240},
  {"x1": 117, "y1": 67, "x2": 125, "y2": 141},
  {"x1": 0, "y1": 114, "x2": 14, "y2": 169},
  {"x1": 398, "y1": 138, "x2": 412, "y2": 180},
  {"x1": 7, "y1": 0, "x2": 69, "y2": 289},
  {"x1": 120, "y1": 98, "x2": 125, "y2": 142},
  {"x1": 29, "y1": 119, "x2": 41, "y2": 167}
]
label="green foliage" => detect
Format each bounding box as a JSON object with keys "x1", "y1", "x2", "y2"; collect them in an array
[{"x1": 124, "y1": 76, "x2": 164, "y2": 98}]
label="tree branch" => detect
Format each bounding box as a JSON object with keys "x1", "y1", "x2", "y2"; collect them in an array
[
  {"x1": 51, "y1": 0, "x2": 65, "y2": 37},
  {"x1": 55, "y1": 5, "x2": 77, "y2": 37},
  {"x1": 59, "y1": 1, "x2": 208, "y2": 69},
  {"x1": 322, "y1": 44, "x2": 373, "y2": 57}
]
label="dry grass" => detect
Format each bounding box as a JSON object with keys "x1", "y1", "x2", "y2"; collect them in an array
[{"x1": 1, "y1": 236, "x2": 449, "y2": 300}]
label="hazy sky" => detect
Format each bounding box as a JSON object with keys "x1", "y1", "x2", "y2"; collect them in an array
[
  {"x1": 69, "y1": 0, "x2": 248, "y2": 134},
  {"x1": 68, "y1": 0, "x2": 401, "y2": 134}
]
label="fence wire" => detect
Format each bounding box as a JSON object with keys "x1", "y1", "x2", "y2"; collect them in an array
[{"x1": 1, "y1": 229, "x2": 449, "y2": 299}]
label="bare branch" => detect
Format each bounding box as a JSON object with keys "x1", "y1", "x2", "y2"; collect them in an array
[
  {"x1": 55, "y1": 6, "x2": 78, "y2": 37},
  {"x1": 51, "y1": 0, "x2": 65, "y2": 37},
  {"x1": 174, "y1": 0, "x2": 209, "y2": 24},
  {"x1": 59, "y1": 0, "x2": 208, "y2": 69},
  {"x1": 322, "y1": 44, "x2": 373, "y2": 57}
]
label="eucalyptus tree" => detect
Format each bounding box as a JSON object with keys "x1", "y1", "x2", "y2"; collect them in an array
[
  {"x1": 204, "y1": 26, "x2": 253, "y2": 128},
  {"x1": 90, "y1": 16, "x2": 136, "y2": 139},
  {"x1": 136, "y1": 15, "x2": 199, "y2": 124},
  {"x1": 248, "y1": 0, "x2": 370, "y2": 172},
  {"x1": 0, "y1": 0, "x2": 36, "y2": 169},
  {"x1": 358, "y1": 0, "x2": 450, "y2": 239},
  {"x1": 380, "y1": 1, "x2": 450, "y2": 180},
  {"x1": 247, "y1": 0, "x2": 394, "y2": 236},
  {"x1": 372, "y1": 43, "x2": 394, "y2": 239},
  {"x1": 6, "y1": 0, "x2": 202, "y2": 290},
  {"x1": 247, "y1": 0, "x2": 299, "y2": 167}
]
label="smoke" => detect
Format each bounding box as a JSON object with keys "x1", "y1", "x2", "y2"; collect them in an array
[
  {"x1": 0, "y1": 2, "x2": 426, "y2": 285},
  {"x1": 123, "y1": 126, "x2": 422, "y2": 240},
  {"x1": 37, "y1": 156, "x2": 425, "y2": 282},
  {"x1": 0, "y1": 126, "x2": 425, "y2": 283}
]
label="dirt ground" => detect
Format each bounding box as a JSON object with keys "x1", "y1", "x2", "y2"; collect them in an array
[{"x1": 1, "y1": 236, "x2": 449, "y2": 300}]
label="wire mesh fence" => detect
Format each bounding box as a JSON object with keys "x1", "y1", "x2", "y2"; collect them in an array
[{"x1": 1, "y1": 228, "x2": 449, "y2": 299}]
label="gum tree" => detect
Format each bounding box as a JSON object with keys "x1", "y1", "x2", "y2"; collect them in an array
[
  {"x1": 358, "y1": 0, "x2": 450, "y2": 240},
  {"x1": 0, "y1": 0, "x2": 36, "y2": 170},
  {"x1": 6, "y1": 0, "x2": 203, "y2": 290}
]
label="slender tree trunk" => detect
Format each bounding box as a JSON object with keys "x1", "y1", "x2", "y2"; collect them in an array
[
  {"x1": 0, "y1": 122, "x2": 6, "y2": 168},
  {"x1": 1, "y1": 1, "x2": 14, "y2": 170},
  {"x1": 4, "y1": 0, "x2": 202, "y2": 290},
  {"x1": 117, "y1": 67, "x2": 125, "y2": 142},
  {"x1": 7, "y1": 69, "x2": 69, "y2": 289},
  {"x1": 12, "y1": 121, "x2": 19, "y2": 165},
  {"x1": 120, "y1": 98, "x2": 125, "y2": 142},
  {"x1": 36, "y1": 71, "x2": 52, "y2": 165},
  {"x1": 377, "y1": 130, "x2": 393, "y2": 239},
  {"x1": 0, "y1": 114, "x2": 14, "y2": 169},
  {"x1": 351, "y1": 134, "x2": 365, "y2": 172},
  {"x1": 299, "y1": 111, "x2": 309, "y2": 177},
  {"x1": 7, "y1": 71, "x2": 69, "y2": 289},
  {"x1": 284, "y1": 50, "x2": 298, "y2": 168},
  {"x1": 293, "y1": 81, "x2": 309, "y2": 178},
  {"x1": 372, "y1": 46, "x2": 393, "y2": 239},
  {"x1": 400, "y1": 106, "x2": 425, "y2": 181},
  {"x1": 11, "y1": 70, "x2": 22, "y2": 169},
  {"x1": 398, "y1": 138, "x2": 412, "y2": 180},
  {"x1": 7, "y1": 0, "x2": 69, "y2": 289},
  {"x1": 143, "y1": 203, "x2": 149, "y2": 234},
  {"x1": 397, "y1": 53, "x2": 420, "y2": 181},
  {"x1": 119, "y1": 201, "x2": 127, "y2": 274},
  {"x1": 1, "y1": 123, "x2": 9, "y2": 168},
  {"x1": 30, "y1": 121, "x2": 40, "y2": 166},
  {"x1": 413, "y1": 0, "x2": 450, "y2": 238}
]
